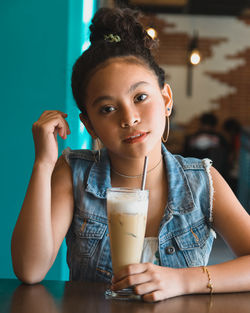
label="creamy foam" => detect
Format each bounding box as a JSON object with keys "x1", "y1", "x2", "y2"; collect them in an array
[{"x1": 107, "y1": 198, "x2": 148, "y2": 215}]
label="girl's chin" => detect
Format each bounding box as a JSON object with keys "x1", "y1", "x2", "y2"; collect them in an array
[{"x1": 110, "y1": 142, "x2": 162, "y2": 160}]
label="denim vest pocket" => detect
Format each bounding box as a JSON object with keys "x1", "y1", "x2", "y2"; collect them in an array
[
  {"x1": 69, "y1": 215, "x2": 112, "y2": 282},
  {"x1": 74, "y1": 215, "x2": 107, "y2": 257},
  {"x1": 174, "y1": 221, "x2": 212, "y2": 267}
]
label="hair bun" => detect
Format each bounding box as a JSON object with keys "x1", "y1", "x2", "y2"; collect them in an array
[{"x1": 89, "y1": 7, "x2": 157, "y2": 50}]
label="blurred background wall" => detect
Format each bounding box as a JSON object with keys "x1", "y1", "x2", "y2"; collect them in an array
[
  {"x1": 0, "y1": 0, "x2": 96, "y2": 280},
  {"x1": 138, "y1": 13, "x2": 250, "y2": 140}
]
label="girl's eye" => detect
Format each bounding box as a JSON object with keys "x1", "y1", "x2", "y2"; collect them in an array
[
  {"x1": 135, "y1": 94, "x2": 147, "y2": 103},
  {"x1": 100, "y1": 106, "x2": 116, "y2": 114}
]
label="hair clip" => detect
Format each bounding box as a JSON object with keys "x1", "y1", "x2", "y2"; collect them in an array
[{"x1": 104, "y1": 34, "x2": 121, "y2": 43}]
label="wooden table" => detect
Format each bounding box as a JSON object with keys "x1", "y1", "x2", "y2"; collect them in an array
[{"x1": 1, "y1": 279, "x2": 250, "y2": 313}]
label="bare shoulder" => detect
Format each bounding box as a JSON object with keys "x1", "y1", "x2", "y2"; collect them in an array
[
  {"x1": 52, "y1": 154, "x2": 72, "y2": 184},
  {"x1": 210, "y1": 166, "x2": 250, "y2": 256}
]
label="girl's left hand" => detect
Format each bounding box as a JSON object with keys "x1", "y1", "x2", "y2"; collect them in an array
[{"x1": 111, "y1": 263, "x2": 186, "y2": 302}]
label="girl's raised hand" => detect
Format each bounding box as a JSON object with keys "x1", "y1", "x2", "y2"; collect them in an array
[
  {"x1": 32, "y1": 110, "x2": 71, "y2": 169},
  {"x1": 111, "y1": 263, "x2": 187, "y2": 302}
]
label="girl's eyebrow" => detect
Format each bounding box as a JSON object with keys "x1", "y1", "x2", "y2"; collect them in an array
[
  {"x1": 127, "y1": 81, "x2": 149, "y2": 94},
  {"x1": 92, "y1": 95, "x2": 114, "y2": 107},
  {"x1": 91, "y1": 81, "x2": 149, "y2": 107}
]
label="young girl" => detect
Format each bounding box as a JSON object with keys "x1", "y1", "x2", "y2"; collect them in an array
[{"x1": 11, "y1": 7, "x2": 250, "y2": 302}]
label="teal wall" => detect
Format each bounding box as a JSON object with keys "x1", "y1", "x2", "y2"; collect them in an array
[{"x1": 0, "y1": 0, "x2": 95, "y2": 280}]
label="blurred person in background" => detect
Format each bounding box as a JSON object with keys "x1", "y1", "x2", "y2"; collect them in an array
[
  {"x1": 183, "y1": 113, "x2": 228, "y2": 179},
  {"x1": 223, "y1": 118, "x2": 242, "y2": 195}
]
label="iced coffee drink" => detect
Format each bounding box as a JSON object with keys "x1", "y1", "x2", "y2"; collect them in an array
[{"x1": 105, "y1": 187, "x2": 149, "y2": 300}]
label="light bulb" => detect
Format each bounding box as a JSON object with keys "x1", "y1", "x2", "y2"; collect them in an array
[
  {"x1": 146, "y1": 27, "x2": 157, "y2": 40},
  {"x1": 190, "y1": 49, "x2": 201, "y2": 65}
]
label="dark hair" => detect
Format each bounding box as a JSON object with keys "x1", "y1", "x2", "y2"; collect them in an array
[
  {"x1": 200, "y1": 113, "x2": 218, "y2": 127},
  {"x1": 71, "y1": 7, "x2": 165, "y2": 116}
]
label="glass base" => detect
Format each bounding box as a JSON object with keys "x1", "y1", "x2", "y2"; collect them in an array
[{"x1": 105, "y1": 288, "x2": 141, "y2": 301}]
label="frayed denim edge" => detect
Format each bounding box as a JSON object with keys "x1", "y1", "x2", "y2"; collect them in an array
[
  {"x1": 62, "y1": 147, "x2": 71, "y2": 165},
  {"x1": 202, "y1": 158, "x2": 214, "y2": 224}
]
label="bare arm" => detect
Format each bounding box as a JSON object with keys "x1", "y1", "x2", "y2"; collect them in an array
[
  {"x1": 183, "y1": 166, "x2": 250, "y2": 295},
  {"x1": 11, "y1": 111, "x2": 73, "y2": 284}
]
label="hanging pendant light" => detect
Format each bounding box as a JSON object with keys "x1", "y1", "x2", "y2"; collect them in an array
[
  {"x1": 146, "y1": 27, "x2": 158, "y2": 40},
  {"x1": 187, "y1": 30, "x2": 201, "y2": 96},
  {"x1": 190, "y1": 49, "x2": 201, "y2": 65}
]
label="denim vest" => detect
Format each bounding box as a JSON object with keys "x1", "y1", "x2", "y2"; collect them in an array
[{"x1": 63, "y1": 144, "x2": 215, "y2": 282}]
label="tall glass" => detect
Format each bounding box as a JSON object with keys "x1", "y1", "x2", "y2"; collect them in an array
[{"x1": 105, "y1": 187, "x2": 149, "y2": 300}]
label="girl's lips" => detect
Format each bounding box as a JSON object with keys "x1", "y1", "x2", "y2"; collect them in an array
[{"x1": 123, "y1": 132, "x2": 148, "y2": 144}]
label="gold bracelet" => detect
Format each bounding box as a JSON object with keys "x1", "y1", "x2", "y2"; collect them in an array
[{"x1": 202, "y1": 266, "x2": 214, "y2": 295}]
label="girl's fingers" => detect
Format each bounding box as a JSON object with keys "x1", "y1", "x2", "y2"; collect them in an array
[
  {"x1": 57, "y1": 125, "x2": 65, "y2": 138},
  {"x1": 111, "y1": 263, "x2": 172, "y2": 302},
  {"x1": 112, "y1": 264, "x2": 155, "y2": 292},
  {"x1": 113, "y1": 263, "x2": 148, "y2": 282},
  {"x1": 112, "y1": 271, "x2": 151, "y2": 291},
  {"x1": 53, "y1": 113, "x2": 70, "y2": 136},
  {"x1": 134, "y1": 281, "x2": 157, "y2": 295},
  {"x1": 38, "y1": 111, "x2": 68, "y2": 128},
  {"x1": 40, "y1": 110, "x2": 67, "y2": 118},
  {"x1": 39, "y1": 111, "x2": 67, "y2": 123},
  {"x1": 32, "y1": 110, "x2": 71, "y2": 167},
  {"x1": 55, "y1": 119, "x2": 69, "y2": 139},
  {"x1": 63, "y1": 118, "x2": 71, "y2": 135},
  {"x1": 142, "y1": 290, "x2": 164, "y2": 303},
  {"x1": 35, "y1": 111, "x2": 71, "y2": 138}
]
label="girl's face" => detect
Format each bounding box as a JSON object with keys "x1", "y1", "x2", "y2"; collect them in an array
[{"x1": 81, "y1": 58, "x2": 173, "y2": 160}]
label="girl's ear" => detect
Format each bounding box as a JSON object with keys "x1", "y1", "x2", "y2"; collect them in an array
[
  {"x1": 79, "y1": 113, "x2": 98, "y2": 139},
  {"x1": 161, "y1": 84, "x2": 173, "y2": 117}
]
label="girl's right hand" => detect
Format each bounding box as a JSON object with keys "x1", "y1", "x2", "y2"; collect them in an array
[{"x1": 32, "y1": 110, "x2": 71, "y2": 169}]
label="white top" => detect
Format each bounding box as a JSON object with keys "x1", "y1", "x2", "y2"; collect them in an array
[{"x1": 140, "y1": 237, "x2": 160, "y2": 265}]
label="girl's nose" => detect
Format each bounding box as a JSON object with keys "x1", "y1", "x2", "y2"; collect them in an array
[{"x1": 120, "y1": 106, "x2": 141, "y2": 128}]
